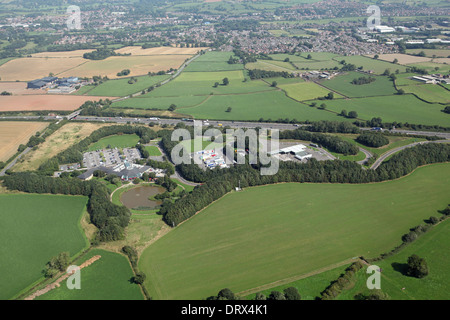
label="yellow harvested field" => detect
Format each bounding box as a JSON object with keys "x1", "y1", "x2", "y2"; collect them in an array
[
  {"x1": 0, "y1": 82, "x2": 46, "y2": 95},
  {"x1": 0, "y1": 57, "x2": 87, "y2": 81},
  {"x1": 374, "y1": 54, "x2": 431, "y2": 65},
  {"x1": 433, "y1": 58, "x2": 450, "y2": 65},
  {"x1": 57, "y1": 55, "x2": 192, "y2": 79},
  {"x1": 30, "y1": 50, "x2": 95, "y2": 58},
  {"x1": 0, "y1": 121, "x2": 49, "y2": 162},
  {"x1": 0, "y1": 95, "x2": 114, "y2": 112},
  {"x1": 12, "y1": 122, "x2": 111, "y2": 171},
  {"x1": 114, "y1": 46, "x2": 208, "y2": 56}
]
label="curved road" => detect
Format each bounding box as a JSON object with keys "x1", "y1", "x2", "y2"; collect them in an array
[{"x1": 370, "y1": 140, "x2": 449, "y2": 170}]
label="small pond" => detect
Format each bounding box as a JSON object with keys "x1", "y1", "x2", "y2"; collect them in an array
[{"x1": 120, "y1": 185, "x2": 165, "y2": 210}]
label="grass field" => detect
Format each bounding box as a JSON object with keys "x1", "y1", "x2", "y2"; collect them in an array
[
  {"x1": 400, "y1": 84, "x2": 450, "y2": 104},
  {"x1": 318, "y1": 72, "x2": 397, "y2": 98},
  {"x1": 310, "y1": 94, "x2": 450, "y2": 127},
  {"x1": 139, "y1": 163, "x2": 450, "y2": 299},
  {"x1": 0, "y1": 121, "x2": 48, "y2": 162},
  {"x1": 184, "y1": 51, "x2": 243, "y2": 72},
  {"x1": 73, "y1": 75, "x2": 170, "y2": 97},
  {"x1": 279, "y1": 81, "x2": 342, "y2": 101},
  {"x1": 0, "y1": 194, "x2": 89, "y2": 300},
  {"x1": 337, "y1": 219, "x2": 450, "y2": 300},
  {"x1": 179, "y1": 137, "x2": 225, "y2": 153},
  {"x1": 144, "y1": 70, "x2": 275, "y2": 97},
  {"x1": 144, "y1": 145, "x2": 162, "y2": 156},
  {"x1": 407, "y1": 61, "x2": 450, "y2": 74},
  {"x1": 111, "y1": 95, "x2": 209, "y2": 110},
  {"x1": 87, "y1": 134, "x2": 140, "y2": 151},
  {"x1": 179, "y1": 90, "x2": 348, "y2": 122},
  {"x1": 243, "y1": 264, "x2": 350, "y2": 300},
  {"x1": 335, "y1": 55, "x2": 407, "y2": 74},
  {"x1": 36, "y1": 249, "x2": 144, "y2": 300}
]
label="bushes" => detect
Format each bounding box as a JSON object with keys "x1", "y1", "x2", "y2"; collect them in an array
[
  {"x1": 356, "y1": 132, "x2": 389, "y2": 148},
  {"x1": 320, "y1": 261, "x2": 364, "y2": 300},
  {"x1": 406, "y1": 254, "x2": 429, "y2": 278}
]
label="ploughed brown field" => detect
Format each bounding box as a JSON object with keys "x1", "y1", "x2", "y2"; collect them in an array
[{"x1": 0, "y1": 95, "x2": 114, "y2": 112}]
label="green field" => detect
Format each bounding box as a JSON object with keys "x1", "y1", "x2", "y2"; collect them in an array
[
  {"x1": 184, "y1": 51, "x2": 243, "y2": 72},
  {"x1": 87, "y1": 134, "x2": 140, "y2": 151},
  {"x1": 401, "y1": 84, "x2": 450, "y2": 104},
  {"x1": 111, "y1": 95, "x2": 208, "y2": 110},
  {"x1": 279, "y1": 81, "x2": 342, "y2": 101},
  {"x1": 244, "y1": 264, "x2": 350, "y2": 300},
  {"x1": 0, "y1": 194, "x2": 89, "y2": 300},
  {"x1": 335, "y1": 55, "x2": 407, "y2": 74},
  {"x1": 337, "y1": 219, "x2": 450, "y2": 300},
  {"x1": 310, "y1": 94, "x2": 450, "y2": 127},
  {"x1": 179, "y1": 90, "x2": 347, "y2": 122},
  {"x1": 139, "y1": 164, "x2": 450, "y2": 299},
  {"x1": 144, "y1": 70, "x2": 274, "y2": 97},
  {"x1": 36, "y1": 249, "x2": 144, "y2": 300},
  {"x1": 407, "y1": 61, "x2": 450, "y2": 74},
  {"x1": 144, "y1": 145, "x2": 162, "y2": 156},
  {"x1": 319, "y1": 72, "x2": 397, "y2": 98},
  {"x1": 180, "y1": 137, "x2": 225, "y2": 153},
  {"x1": 73, "y1": 75, "x2": 170, "y2": 97}
]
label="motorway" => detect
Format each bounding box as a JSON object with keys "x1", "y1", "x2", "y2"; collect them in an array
[{"x1": 2, "y1": 114, "x2": 450, "y2": 138}]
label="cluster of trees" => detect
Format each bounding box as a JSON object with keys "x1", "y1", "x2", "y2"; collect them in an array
[
  {"x1": 83, "y1": 48, "x2": 130, "y2": 60},
  {"x1": 117, "y1": 69, "x2": 131, "y2": 77},
  {"x1": 407, "y1": 254, "x2": 429, "y2": 278},
  {"x1": 155, "y1": 174, "x2": 178, "y2": 192},
  {"x1": 247, "y1": 69, "x2": 294, "y2": 80},
  {"x1": 351, "y1": 76, "x2": 376, "y2": 85},
  {"x1": 317, "y1": 92, "x2": 334, "y2": 100},
  {"x1": 320, "y1": 261, "x2": 364, "y2": 300},
  {"x1": 44, "y1": 252, "x2": 70, "y2": 278},
  {"x1": 356, "y1": 132, "x2": 389, "y2": 148},
  {"x1": 306, "y1": 121, "x2": 361, "y2": 134},
  {"x1": 2, "y1": 173, "x2": 130, "y2": 242},
  {"x1": 443, "y1": 106, "x2": 450, "y2": 114},
  {"x1": 254, "y1": 287, "x2": 301, "y2": 300},
  {"x1": 279, "y1": 128, "x2": 359, "y2": 155}
]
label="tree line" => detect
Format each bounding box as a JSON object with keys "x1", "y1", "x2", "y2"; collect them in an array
[{"x1": 157, "y1": 141, "x2": 450, "y2": 227}]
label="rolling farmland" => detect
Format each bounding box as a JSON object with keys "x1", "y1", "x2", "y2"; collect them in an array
[{"x1": 140, "y1": 164, "x2": 450, "y2": 300}]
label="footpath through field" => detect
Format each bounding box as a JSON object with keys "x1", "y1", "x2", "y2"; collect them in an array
[{"x1": 236, "y1": 257, "x2": 359, "y2": 297}]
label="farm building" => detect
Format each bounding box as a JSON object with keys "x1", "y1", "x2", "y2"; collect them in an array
[{"x1": 27, "y1": 76, "x2": 57, "y2": 89}]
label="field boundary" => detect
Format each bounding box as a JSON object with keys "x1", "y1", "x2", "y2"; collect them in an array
[{"x1": 237, "y1": 258, "x2": 358, "y2": 297}]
